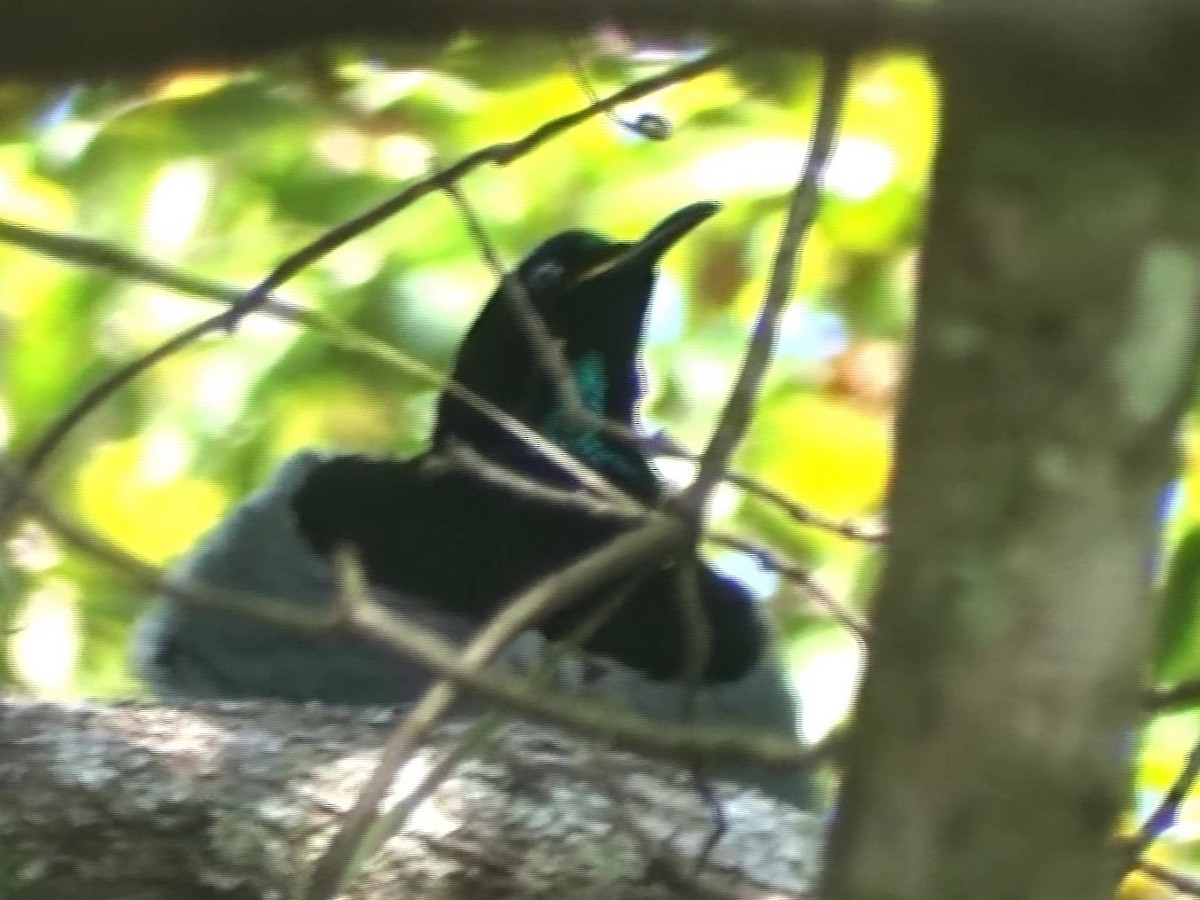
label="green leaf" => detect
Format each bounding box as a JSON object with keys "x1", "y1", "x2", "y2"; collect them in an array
[{"x1": 1155, "y1": 528, "x2": 1200, "y2": 681}]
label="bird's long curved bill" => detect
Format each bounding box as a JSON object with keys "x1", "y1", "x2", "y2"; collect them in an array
[{"x1": 580, "y1": 200, "x2": 720, "y2": 280}]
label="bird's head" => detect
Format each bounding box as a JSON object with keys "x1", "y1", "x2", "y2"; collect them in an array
[{"x1": 433, "y1": 201, "x2": 719, "y2": 480}]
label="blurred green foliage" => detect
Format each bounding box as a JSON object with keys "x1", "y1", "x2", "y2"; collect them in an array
[{"x1": 0, "y1": 37, "x2": 1196, "y2": 891}]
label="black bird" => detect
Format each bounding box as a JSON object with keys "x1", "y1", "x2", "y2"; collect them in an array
[{"x1": 133, "y1": 202, "x2": 814, "y2": 807}]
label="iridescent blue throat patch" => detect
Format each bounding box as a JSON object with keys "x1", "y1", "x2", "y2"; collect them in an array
[{"x1": 541, "y1": 352, "x2": 649, "y2": 488}]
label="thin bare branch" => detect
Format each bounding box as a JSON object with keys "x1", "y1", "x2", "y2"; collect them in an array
[
  {"x1": 4, "y1": 462, "x2": 823, "y2": 896},
  {"x1": 0, "y1": 49, "x2": 728, "y2": 541},
  {"x1": 1146, "y1": 678, "x2": 1200, "y2": 712},
  {"x1": 562, "y1": 40, "x2": 674, "y2": 141},
  {"x1": 0, "y1": 222, "x2": 883, "y2": 549},
  {"x1": 0, "y1": 312, "x2": 228, "y2": 539},
  {"x1": 683, "y1": 51, "x2": 852, "y2": 517},
  {"x1": 647, "y1": 430, "x2": 887, "y2": 541},
  {"x1": 1127, "y1": 732, "x2": 1200, "y2": 859},
  {"x1": 1, "y1": 459, "x2": 815, "y2": 777},
  {"x1": 443, "y1": 178, "x2": 584, "y2": 424},
  {"x1": 710, "y1": 530, "x2": 870, "y2": 641},
  {"x1": 437, "y1": 442, "x2": 872, "y2": 641},
  {"x1": 220, "y1": 48, "x2": 731, "y2": 330},
  {"x1": 334, "y1": 542, "x2": 816, "y2": 766},
  {"x1": 304, "y1": 517, "x2": 690, "y2": 900},
  {"x1": 0, "y1": 307, "x2": 625, "y2": 543},
  {"x1": 0, "y1": 459, "x2": 338, "y2": 632},
  {"x1": 1138, "y1": 859, "x2": 1200, "y2": 897},
  {"x1": 353, "y1": 579, "x2": 640, "y2": 887},
  {"x1": 0, "y1": 234, "x2": 624, "y2": 512},
  {"x1": 672, "y1": 561, "x2": 709, "y2": 726},
  {"x1": 725, "y1": 468, "x2": 887, "y2": 542},
  {"x1": 0, "y1": 217, "x2": 305, "y2": 320},
  {"x1": 432, "y1": 441, "x2": 643, "y2": 518}
]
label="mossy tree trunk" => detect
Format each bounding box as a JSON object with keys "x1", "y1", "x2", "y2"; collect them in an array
[{"x1": 823, "y1": 52, "x2": 1200, "y2": 900}]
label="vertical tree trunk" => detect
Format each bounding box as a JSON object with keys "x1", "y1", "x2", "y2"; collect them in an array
[{"x1": 822, "y1": 62, "x2": 1200, "y2": 900}]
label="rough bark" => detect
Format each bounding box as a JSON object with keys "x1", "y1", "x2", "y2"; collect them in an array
[
  {"x1": 0, "y1": 698, "x2": 820, "y2": 900},
  {"x1": 822, "y1": 53, "x2": 1200, "y2": 900}
]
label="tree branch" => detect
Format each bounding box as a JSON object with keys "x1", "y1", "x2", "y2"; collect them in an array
[
  {"x1": 7, "y1": 0, "x2": 1200, "y2": 113},
  {"x1": 0, "y1": 698, "x2": 822, "y2": 900}
]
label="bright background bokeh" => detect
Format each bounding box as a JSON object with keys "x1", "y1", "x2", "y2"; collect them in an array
[{"x1": 0, "y1": 39, "x2": 1191, "y2": 892}]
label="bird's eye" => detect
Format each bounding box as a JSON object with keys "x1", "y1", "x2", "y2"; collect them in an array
[{"x1": 526, "y1": 259, "x2": 566, "y2": 290}]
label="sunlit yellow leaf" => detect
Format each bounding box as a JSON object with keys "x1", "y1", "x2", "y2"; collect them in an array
[
  {"x1": 734, "y1": 220, "x2": 840, "y2": 319},
  {"x1": 0, "y1": 144, "x2": 75, "y2": 228},
  {"x1": 77, "y1": 437, "x2": 226, "y2": 563},
  {"x1": 746, "y1": 391, "x2": 892, "y2": 518},
  {"x1": 1139, "y1": 713, "x2": 1200, "y2": 798},
  {"x1": 822, "y1": 184, "x2": 923, "y2": 255},
  {"x1": 1120, "y1": 868, "x2": 1176, "y2": 900},
  {"x1": 842, "y1": 54, "x2": 939, "y2": 184},
  {"x1": 0, "y1": 149, "x2": 77, "y2": 320},
  {"x1": 1181, "y1": 428, "x2": 1200, "y2": 524}
]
